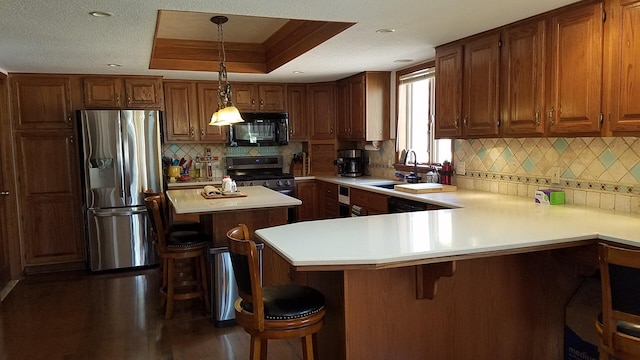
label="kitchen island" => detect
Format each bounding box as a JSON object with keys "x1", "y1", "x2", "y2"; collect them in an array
[
  {"x1": 166, "y1": 186, "x2": 301, "y2": 248},
  {"x1": 255, "y1": 190, "x2": 640, "y2": 360}
]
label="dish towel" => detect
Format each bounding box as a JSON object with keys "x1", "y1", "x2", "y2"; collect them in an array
[{"x1": 204, "y1": 185, "x2": 220, "y2": 196}]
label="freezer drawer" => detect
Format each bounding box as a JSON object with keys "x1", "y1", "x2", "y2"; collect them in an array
[
  {"x1": 208, "y1": 245, "x2": 262, "y2": 327},
  {"x1": 86, "y1": 207, "x2": 157, "y2": 271}
]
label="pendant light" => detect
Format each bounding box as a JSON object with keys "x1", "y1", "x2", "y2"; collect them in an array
[{"x1": 209, "y1": 16, "x2": 244, "y2": 126}]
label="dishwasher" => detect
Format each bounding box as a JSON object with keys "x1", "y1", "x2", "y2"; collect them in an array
[
  {"x1": 208, "y1": 244, "x2": 263, "y2": 327},
  {"x1": 388, "y1": 196, "x2": 429, "y2": 213}
]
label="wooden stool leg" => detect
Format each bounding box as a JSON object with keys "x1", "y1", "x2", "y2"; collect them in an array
[
  {"x1": 249, "y1": 336, "x2": 262, "y2": 360},
  {"x1": 199, "y1": 255, "x2": 210, "y2": 312},
  {"x1": 260, "y1": 339, "x2": 268, "y2": 360},
  {"x1": 165, "y1": 257, "x2": 175, "y2": 319},
  {"x1": 160, "y1": 258, "x2": 168, "y2": 308},
  {"x1": 301, "y1": 335, "x2": 314, "y2": 360}
]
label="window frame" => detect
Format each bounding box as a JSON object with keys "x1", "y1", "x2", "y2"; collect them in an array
[{"x1": 394, "y1": 60, "x2": 451, "y2": 171}]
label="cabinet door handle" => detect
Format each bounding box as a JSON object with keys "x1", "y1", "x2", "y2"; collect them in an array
[
  {"x1": 463, "y1": 116, "x2": 468, "y2": 127},
  {"x1": 330, "y1": 127, "x2": 334, "y2": 134},
  {"x1": 115, "y1": 96, "x2": 120, "y2": 105},
  {"x1": 535, "y1": 108, "x2": 540, "y2": 125},
  {"x1": 201, "y1": 128, "x2": 205, "y2": 137},
  {"x1": 454, "y1": 116, "x2": 459, "y2": 129},
  {"x1": 260, "y1": 99, "x2": 264, "y2": 108},
  {"x1": 127, "y1": 96, "x2": 131, "y2": 104},
  {"x1": 67, "y1": 114, "x2": 72, "y2": 126},
  {"x1": 1, "y1": 191, "x2": 10, "y2": 196},
  {"x1": 548, "y1": 107, "x2": 555, "y2": 125},
  {"x1": 190, "y1": 126, "x2": 195, "y2": 137},
  {"x1": 69, "y1": 135, "x2": 74, "y2": 144}
]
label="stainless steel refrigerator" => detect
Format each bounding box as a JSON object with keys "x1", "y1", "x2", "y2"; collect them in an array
[{"x1": 79, "y1": 110, "x2": 162, "y2": 271}]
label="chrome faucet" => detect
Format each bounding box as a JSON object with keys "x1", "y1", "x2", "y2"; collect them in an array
[{"x1": 405, "y1": 149, "x2": 418, "y2": 175}]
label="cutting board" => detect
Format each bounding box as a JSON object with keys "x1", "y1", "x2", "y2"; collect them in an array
[
  {"x1": 201, "y1": 191, "x2": 247, "y2": 199},
  {"x1": 393, "y1": 183, "x2": 457, "y2": 194}
]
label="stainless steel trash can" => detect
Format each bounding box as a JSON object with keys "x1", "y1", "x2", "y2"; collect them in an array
[{"x1": 208, "y1": 244, "x2": 262, "y2": 327}]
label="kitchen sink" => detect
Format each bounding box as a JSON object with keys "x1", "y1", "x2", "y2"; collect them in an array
[{"x1": 370, "y1": 183, "x2": 397, "y2": 189}]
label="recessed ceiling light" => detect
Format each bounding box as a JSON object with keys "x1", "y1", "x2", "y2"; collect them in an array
[
  {"x1": 293, "y1": 71, "x2": 304, "y2": 74},
  {"x1": 376, "y1": 28, "x2": 396, "y2": 34},
  {"x1": 394, "y1": 59, "x2": 413, "y2": 63},
  {"x1": 107, "y1": 63, "x2": 122, "y2": 67},
  {"x1": 89, "y1": 11, "x2": 113, "y2": 18}
]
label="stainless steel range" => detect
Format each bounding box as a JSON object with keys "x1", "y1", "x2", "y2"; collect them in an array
[{"x1": 225, "y1": 155, "x2": 295, "y2": 197}]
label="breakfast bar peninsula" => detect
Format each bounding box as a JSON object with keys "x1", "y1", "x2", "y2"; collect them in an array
[{"x1": 254, "y1": 190, "x2": 640, "y2": 360}]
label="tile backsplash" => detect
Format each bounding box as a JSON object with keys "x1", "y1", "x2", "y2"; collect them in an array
[
  {"x1": 454, "y1": 137, "x2": 640, "y2": 214},
  {"x1": 162, "y1": 142, "x2": 304, "y2": 173}
]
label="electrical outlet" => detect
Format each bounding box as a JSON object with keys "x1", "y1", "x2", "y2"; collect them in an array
[
  {"x1": 456, "y1": 161, "x2": 466, "y2": 175},
  {"x1": 551, "y1": 167, "x2": 560, "y2": 184}
]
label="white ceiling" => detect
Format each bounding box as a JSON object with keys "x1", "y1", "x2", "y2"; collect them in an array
[{"x1": 0, "y1": 0, "x2": 578, "y2": 83}]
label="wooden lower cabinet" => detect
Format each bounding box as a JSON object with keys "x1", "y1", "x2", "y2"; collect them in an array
[
  {"x1": 298, "y1": 247, "x2": 589, "y2": 360},
  {"x1": 317, "y1": 181, "x2": 338, "y2": 219},
  {"x1": 15, "y1": 131, "x2": 84, "y2": 268},
  {"x1": 295, "y1": 180, "x2": 317, "y2": 221},
  {"x1": 350, "y1": 188, "x2": 388, "y2": 215}
]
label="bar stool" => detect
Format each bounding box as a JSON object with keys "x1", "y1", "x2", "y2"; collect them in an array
[
  {"x1": 145, "y1": 195, "x2": 210, "y2": 319},
  {"x1": 226, "y1": 224, "x2": 325, "y2": 360},
  {"x1": 596, "y1": 243, "x2": 640, "y2": 360},
  {"x1": 143, "y1": 189, "x2": 202, "y2": 233}
]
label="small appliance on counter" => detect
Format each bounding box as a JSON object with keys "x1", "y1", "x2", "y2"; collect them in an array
[{"x1": 334, "y1": 149, "x2": 365, "y2": 177}]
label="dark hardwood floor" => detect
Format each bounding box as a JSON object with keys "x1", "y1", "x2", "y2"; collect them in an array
[{"x1": 0, "y1": 268, "x2": 303, "y2": 360}]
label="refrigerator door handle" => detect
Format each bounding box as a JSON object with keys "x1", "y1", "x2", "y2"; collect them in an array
[
  {"x1": 91, "y1": 209, "x2": 148, "y2": 217},
  {"x1": 117, "y1": 114, "x2": 127, "y2": 203}
]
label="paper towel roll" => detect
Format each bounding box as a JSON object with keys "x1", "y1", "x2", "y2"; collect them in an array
[{"x1": 364, "y1": 141, "x2": 382, "y2": 151}]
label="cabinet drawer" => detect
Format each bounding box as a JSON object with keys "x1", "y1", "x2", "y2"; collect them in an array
[
  {"x1": 350, "y1": 188, "x2": 388, "y2": 213},
  {"x1": 319, "y1": 181, "x2": 338, "y2": 198}
]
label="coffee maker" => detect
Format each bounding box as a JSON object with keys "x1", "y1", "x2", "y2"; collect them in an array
[{"x1": 334, "y1": 149, "x2": 365, "y2": 177}]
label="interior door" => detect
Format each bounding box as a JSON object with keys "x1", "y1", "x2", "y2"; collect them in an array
[{"x1": 0, "y1": 73, "x2": 13, "y2": 286}]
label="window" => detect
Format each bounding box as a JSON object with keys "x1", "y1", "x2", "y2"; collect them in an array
[{"x1": 396, "y1": 62, "x2": 451, "y2": 165}]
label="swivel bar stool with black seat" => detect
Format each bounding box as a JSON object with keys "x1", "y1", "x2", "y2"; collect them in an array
[
  {"x1": 596, "y1": 243, "x2": 640, "y2": 360},
  {"x1": 143, "y1": 189, "x2": 202, "y2": 233},
  {"x1": 145, "y1": 195, "x2": 210, "y2": 319},
  {"x1": 226, "y1": 224, "x2": 326, "y2": 360}
]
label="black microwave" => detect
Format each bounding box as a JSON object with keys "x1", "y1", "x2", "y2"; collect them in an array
[{"x1": 229, "y1": 112, "x2": 289, "y2": 147}]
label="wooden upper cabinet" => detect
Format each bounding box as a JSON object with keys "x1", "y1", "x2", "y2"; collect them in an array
[
  {"x1": 463, "y1": 31, "x2": 501, "y2": 137},
  {"x1": 124, "y1": 78, "x2": 164, "y2": 109},
  {"x1": 163, "y1": 81, "x2": 228, "y2": 143},
  {"x1": 548, "y1": 2, "x2": 604, "y2": 135},
  {"x1": 435, "y1": 44, "x2": 463, "y2": 138},
  {"x1": 232, "y1": 83, "x2": 258, "y2": 111},
  {"x1": 163, "y1": 81, "x2": 198, "y2": 142},
  {"x1": 309, "y1": 83, "x2": 336, "y2": 140},
  {"x1": 336, "y1": 78, "x2": 350, "y2": 140},
  {"x1": 84, "y1": 76, "x2": 163, "y2": 109},
  {"x1": 196, "y1": 82, "x2": 228, "y2": 142},
  {"x1": 607, "y1": 0, "x2": 640, "y2": 134},
  {"x1": 349, "y1": 74, "x2": 367, "y2": 140},
  {"x1": 286, "y1": 85, "x2": 308, "y2": 141},
  {"x1": 10, "y1": 75, "x2": 73, "y2": 130},
  {"x1": 501, "y1": 19, "x2": 547, "y2": 136},
  {"x1": 259, "y1": 84, "x2": 286, "y2": 111},
  {"x1": 336, "y1": 72, "x2": 390, "y2": 141},
  {"x1": 231, "y1": 83, "x2": 285, "y2": 112}
]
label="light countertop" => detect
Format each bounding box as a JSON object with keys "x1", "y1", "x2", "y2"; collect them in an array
[
  {"x1": 255, "y1": 177, "x2": 640, "y2": 270},
  {"x1": 166, "y1": 186, "x2": 301, "y2": 214}
]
